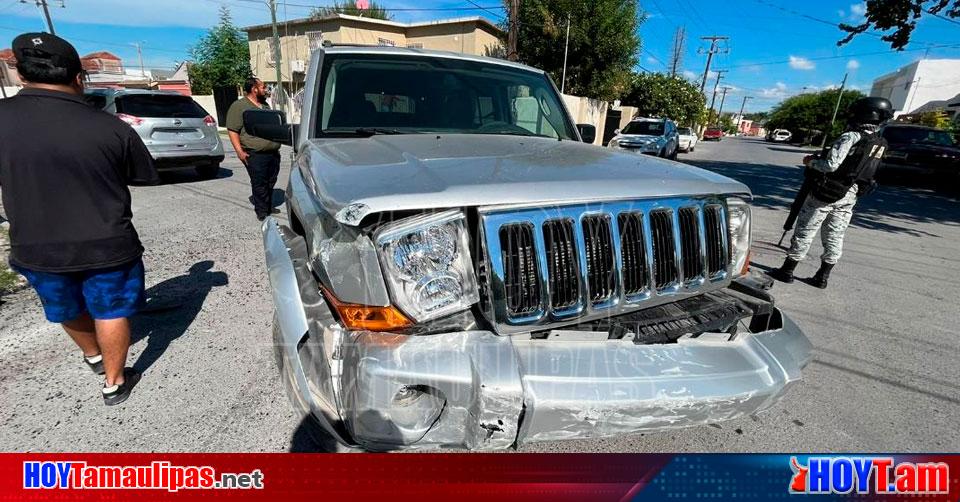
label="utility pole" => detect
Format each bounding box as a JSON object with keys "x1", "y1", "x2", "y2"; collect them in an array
[
  {"x1": 23, "y1": 0, "x2": 62, "y2": 35},
  {"x1": 707, "y1": 69, "x2": 727, "y2": 124},
  {"x1": 820, "y1": 72, "x2": 848, "y2": 148},
  {"x1": 697, "y1": 35, "x2": 728, "y2": 94},
  {"x1": 736, "y1": 95, "x2": 753, "y2": 133},
  {"x1": 716, "y1": 86, "x2": 731, "y2": 124},
  {"x1": 668, "y1": 26, "x2": 685, "y2": 78},
  {"x1": 132, "y1": 42, "x2": 145, "y2": 78},
  {"x1": 561, "y1": 13, "x2": 570, "y2": 94},
  {"x1": 507, "y1": 0, "x2": 520, "y2": 61},
  {"x1": 267, "y1": 0, "x2": 285, "y2": 112}
]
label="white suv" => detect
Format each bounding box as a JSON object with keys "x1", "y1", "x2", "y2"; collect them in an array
[{"x1": 608, "y1": 118, "x2": 680, "y2": 159}]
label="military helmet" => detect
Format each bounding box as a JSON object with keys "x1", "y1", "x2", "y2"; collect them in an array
[{"x1": 847, "y1": 97, "x2": 894, "y2": 125}]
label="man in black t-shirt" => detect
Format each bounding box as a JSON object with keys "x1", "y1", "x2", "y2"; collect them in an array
[{"x1": 0, "y1": 33, "x2": 159, "y2": 405}]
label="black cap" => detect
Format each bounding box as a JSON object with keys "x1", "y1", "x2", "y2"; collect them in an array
[{"x1": 12, "y1": 32, "x2": 82, "y2": 77}]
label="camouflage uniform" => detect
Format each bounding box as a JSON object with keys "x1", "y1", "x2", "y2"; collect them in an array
[{"x1": 785, "y1": 130, "x2": 865, "y2": 265}]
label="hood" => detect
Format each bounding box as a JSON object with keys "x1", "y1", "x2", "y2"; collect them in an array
[{"x1": 300, "y1": 134, "x2": 749, "y2": 225}]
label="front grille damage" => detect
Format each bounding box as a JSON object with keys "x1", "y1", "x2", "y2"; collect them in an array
[{"x1": 531, "y1": 290, "x2": 754, "y2": 344}]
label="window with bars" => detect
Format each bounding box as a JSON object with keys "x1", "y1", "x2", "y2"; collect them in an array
[{"x1": 307, "y1": 31, "x2": 324, "y2": 53}]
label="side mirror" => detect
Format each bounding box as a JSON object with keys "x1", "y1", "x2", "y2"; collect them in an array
[
  {"x1": 243, "y1": 109, "x2": 295, "y2": 146},
  {"x1": 577, "y1": 123, "x2": 597, "y2": 144},
  {"x1": 613, "y1": 128, "x2": 621, "y2": 135}
]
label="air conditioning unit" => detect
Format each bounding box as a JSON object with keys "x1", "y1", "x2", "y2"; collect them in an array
[{"x1": 290, "y1": 59, "x2": 306, "y2": 73}]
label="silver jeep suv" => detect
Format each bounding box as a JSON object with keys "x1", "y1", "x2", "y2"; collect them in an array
[{"x1": 252, "y1": 46, "x2": 812, "y2": 451}]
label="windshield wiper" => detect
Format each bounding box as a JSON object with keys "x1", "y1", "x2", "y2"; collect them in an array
[
  {"x1": 475, "y1": 130, "x2": 548, "y2": 138},
  {"x1": 355, "y1": 127, "x2": 411, "y2": 136}
]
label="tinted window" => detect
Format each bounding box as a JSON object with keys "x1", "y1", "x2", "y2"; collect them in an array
[
  {"x1": 622, "y1": 121, "x2": 664, "y2": 135},
  {"x1": 317, "y1": 54, "x2": 576, "y2": 139},
  {"x1": 678, "y1": 127, "x2": 692, "y2": 135},
  {"x1": 706, "y1": 128, "x2": 722, "y2": 134},
  {"x1": 84, "y1": 94, "x2": 107, "y2": 109},
  {"x1": 883, "y1": 127, "x2": 954, "y2": 146},
  {"x1": 115, "y1": 94, "x2": 208, "y2": 118}
]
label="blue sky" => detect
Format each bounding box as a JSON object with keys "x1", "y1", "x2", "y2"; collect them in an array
[{"x1": 2, "y1": 0, "x2": 959, "y2": 111}]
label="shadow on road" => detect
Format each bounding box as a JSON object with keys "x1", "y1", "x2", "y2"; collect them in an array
[
  {"x1": 766, "y1": 146, "x2": 819, "y2": 154},
  {"x1": 131, "y1": 260, "x2": 229, "y2": 373},
  {"x1": 684, "y1": 159, "x2": 960, "y2": 237},
  {"x1": 289, "y1": 415, "x2": 349, "y2": 453}
]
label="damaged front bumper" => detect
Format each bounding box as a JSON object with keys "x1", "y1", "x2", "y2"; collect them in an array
[{"x1": 263, "y1": 218, "x2": 813, "y2": 451}]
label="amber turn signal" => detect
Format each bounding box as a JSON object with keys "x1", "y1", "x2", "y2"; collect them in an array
[
  {"x1": 741, "y1": 250, "x2": 751, "y2": 275},
  {"x1": 321, "y1": 287, "x2": 412, "y2": 331}
]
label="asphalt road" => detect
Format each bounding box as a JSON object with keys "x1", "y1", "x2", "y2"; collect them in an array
[{"x1": 1, "y1": 136, "x2": 958, "y2": 453}]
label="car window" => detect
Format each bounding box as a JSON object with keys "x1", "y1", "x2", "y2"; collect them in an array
[
  {"x1": 678, "y1": 127, "x2": 692, "y2": 135},
  {"x1": 622, "y1": 121, "x2": 664, "y2": 135},
  {"x1": 115, "y1": 94, "x2": 208, "y2": 118},
  {"x1": 317, "y1": 54, "x2": 576, "y2": 139},
  {"x1": 706, "y1": 128, "x2": 722, "y2": 133},
  {"x1": 883, "y1": 127, "x2": 955, "y2": 146}
]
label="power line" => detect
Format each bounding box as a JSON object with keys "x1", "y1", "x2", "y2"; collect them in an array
[
  {"x1": 724, "y1": 42, "x2": 960, "y2": 69},
  {"x1": 464, "y1": 0, "x2": 505, "y2": 20}
]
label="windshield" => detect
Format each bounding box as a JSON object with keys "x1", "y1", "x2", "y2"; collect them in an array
[
  {"x1": 115, "y1": 94, "x2": 208, "y2": 118},
  {"x1": 678, "y1": 127, "x2": 692, "y2": 135},
  {"x1": 883, "y1": 127, "x2": 955, "y2": 146},
  {"x1": 621, "y1": 121, "x2": 664, "y2": 135},
  {"x1": 316, "y1": 54, "x2": 576, "y2": 140}
]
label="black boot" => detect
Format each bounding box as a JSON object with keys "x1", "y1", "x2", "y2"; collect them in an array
[
  {"x1": 810, "y1": 262, "x2": 834, "y2": 289},
  {"x1": 769, "y1": 257, "x2": 799, "y2": 283}
]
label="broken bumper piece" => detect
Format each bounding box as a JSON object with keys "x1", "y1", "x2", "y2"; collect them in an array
[{"x1": 263, "y1": 218, "x2": 813, "y2": 451}]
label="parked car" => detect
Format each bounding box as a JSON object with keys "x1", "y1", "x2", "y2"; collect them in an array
[
  {"x1": 249, "y1": 45, "x2": 811, "y2": 452},
  {"x1": 877, "y1": 124, "x2": 960, "y2": 180},
  {"x1": 702, "y1": 127, "x2": 723, "y2": 141},
  {"x1": 85, "y1": 88, "x2": 224, "y2": 178},
  {"x1": 677, "y1": 126, "x2": 698, "y2": 152},
  {"x1": 607, "y1": 117, "x2": 680, "y2": 159},
  {"x1": 768, "y1": 129, "x2": 792, "y2": 142}
]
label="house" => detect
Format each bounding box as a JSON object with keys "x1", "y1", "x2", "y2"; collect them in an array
[
  {"x1": 0, "y1": 48, "x2": 22, "y2": 91},
  {"x1": 870, "y1": 59, "x2": 960, "y2": 115},
  {"x1": 243, "y1": 13, "x2": 504, "y2": 100},
  {"x1": 81, "y1": 51, "x2": 124, "y2": 75}
]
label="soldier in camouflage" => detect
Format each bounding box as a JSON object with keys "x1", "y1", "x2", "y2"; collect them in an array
[{"x1": 770, "y1": 97, "x2": 893, "y2": 289}]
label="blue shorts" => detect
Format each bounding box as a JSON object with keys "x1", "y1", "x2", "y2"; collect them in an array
[{"x1": 12, "y1": 259, "x2": 145, "y2": 323}]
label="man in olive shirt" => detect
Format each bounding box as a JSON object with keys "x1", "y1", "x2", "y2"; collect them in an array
[{"x1": 226, "y1": 77, "x2": 281, "y2": 221}]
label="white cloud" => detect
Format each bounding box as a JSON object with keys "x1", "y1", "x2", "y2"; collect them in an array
[
  {"x1": 6, "y1": 0, "x2": 274, "y2": 28},
  {"x1": 850, "y1": 3, "x2": 866, "y2": 16},
  {"x1": 789, "y1": 56, "x2": 815, "y2": 70},
  {"x1": 682, "y1": 70, "x2": 697, "y2": 80},
  {"x1": 761, "y1": 82, "x2": 788, "y2": 99},
  {"x1": 645, "y1": 56, "x2": 659, "y2": 65},
  {"x1": 846, "y1": 59, "x2": 860, "y2": 71}
]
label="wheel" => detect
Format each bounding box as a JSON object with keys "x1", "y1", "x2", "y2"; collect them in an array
[
  {"x1": 690, "y1": 145, "x2": 695, "y2": 152},
  {"x1": 196, "y1": 161, "x2": 220, "y2": 179}
]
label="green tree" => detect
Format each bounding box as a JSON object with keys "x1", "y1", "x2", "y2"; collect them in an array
[
  {"x1": 839, "y1": 0, "x2": 959, "y2": 49},
  {"x1": 766, "y1": 88, "x2": 866, "y2": 144},
  {"x1": 718, "y1": 113, "x2": 737, "y2": 134},
  {"x1": 188, "y1": 6, "x2": 251, "y2": 95},
  {"x1": 621, "y1": 72, "x2": 706, "y2": 125},
  {"x1": 507, "y1": 0, "x2": 643, "y2": 101},
  {"x1": 311, "y1": 1, "x2": 392, "y2": 20},
  {"x1": 916, "y1": 110, "x2": 953, "y2": 129}
]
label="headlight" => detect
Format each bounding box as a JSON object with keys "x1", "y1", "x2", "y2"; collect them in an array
[
  {"x1": 726, "y1": 197, "x2": 752, "y2": 276},
  {"x1": 608, "y1": 138, "x2": 619, "y2": 148},
  {"x1": 375, "y1": 210, "x2": 479, "y2": 323}
]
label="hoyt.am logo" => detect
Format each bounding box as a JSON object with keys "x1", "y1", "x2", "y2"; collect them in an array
[{"x1": 789, "y1": 457, "x2": 949, "y2": 495}]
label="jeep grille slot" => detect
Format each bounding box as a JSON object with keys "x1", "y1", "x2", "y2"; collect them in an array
[
  {"x1": 499, "y1": 224, "x2": 541, "y2": 317},
  {"x1": 678, "y1": 207, "x2": 703, "y2": 281},
  {"x1": 582, "y1": 215, "x2": 617, "y2": 304},
  {"x1": 650, "y1": 209, "x2": 678, "y2": 289},
  {"x1": 543, "y1": 219, "x2": 580, "y2": 310},
  {"x1": 617, "y1": 212, "x2": 648, "y2": 296},
  {"x1": 704, "y1": 205, "x2": 727, "y2": 276}
]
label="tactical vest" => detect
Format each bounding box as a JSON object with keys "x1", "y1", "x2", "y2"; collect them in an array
[{"x1": 812, "y1": 131, "x2": 888, "y2": 203}]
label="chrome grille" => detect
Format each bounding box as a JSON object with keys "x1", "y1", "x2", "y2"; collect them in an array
[
  {"x1": 617, "y1": 212, "x2": 647, "y2": 296},
  {"x1": 543, "y1": 219, "x2": 579, "y2": 310},
  {"x1": 678, "y1": 207, "x2": 704, "y2": 281},
  {"x1": 482, "y1": 198, "x2": 732, "y2": 332},
  {"x1": 582, "y1": 215, "x2": 616, "y2": 305},
  {"x1": 650, "y1": 209, "x2": 677, "y2": 289},
  {"x1": 704, "y1": 205, "x2": 727, "y2": 276},
  {"x1": 499, "y1": 223, "x2": 540, "y2": 317}
]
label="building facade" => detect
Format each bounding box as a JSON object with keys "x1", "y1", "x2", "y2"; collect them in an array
[
  {"x1": 243, "y1": 14, "x2": 504, "y2": 98},
  {"x1": 870, "y1": 59, "x2": 960, "y2": 115}
]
